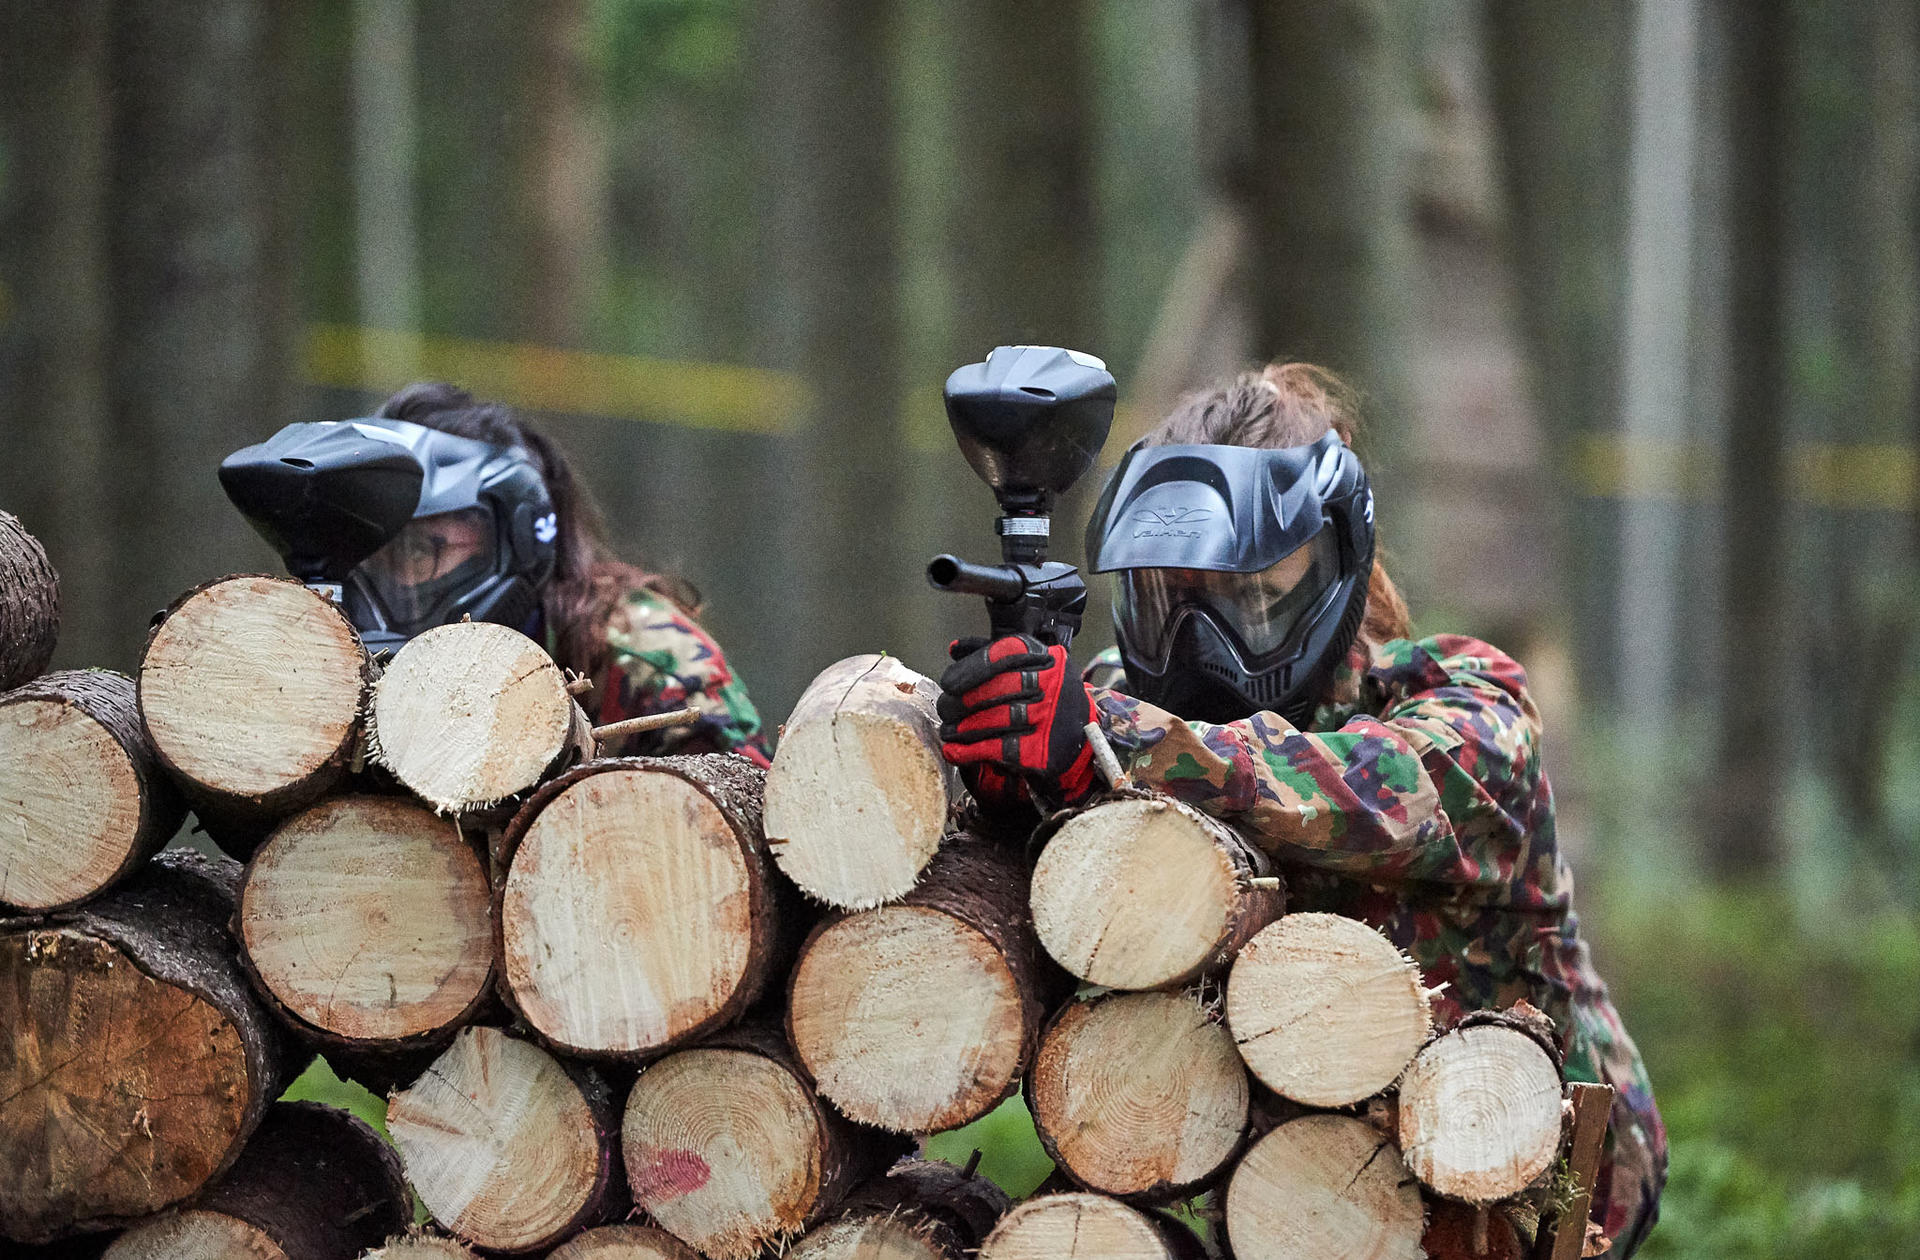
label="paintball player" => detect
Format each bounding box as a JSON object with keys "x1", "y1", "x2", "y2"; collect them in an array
[
  {"x1": 937, "y1": 363, "x2": 1665, "y2": 1254},
  {"x1": 225, "y1": 382, "x2": 769, "y2": 764}
]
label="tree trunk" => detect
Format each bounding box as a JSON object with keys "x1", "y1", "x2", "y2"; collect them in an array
[
  {"x1": 978, "y1": 1193, "x2": 1207, "y2": 1260},
  {"x1": 1704, "y1": 0, "x2": 1791, "y2": 878},
  {"x1": 1029, "y1": 792, "x2": 1283, "y2": 991},
  {"x1": 0, "y1": 670, "x2": 187, "y2": 911},
  {"x1": 138, "y1": 577, "x2": 374, "y2": 856},
  {"x1": 385, "y1": 1026, "x2": 624, "y2": 1254},
  {"x1": 1028, "y1": 990, "x2": 1249, "y2": 1201},
  {"x1": 1224, "y1": 1114, "x2": 1425, "y2": 1260},
  {"x1": 791, "y1": 1157, "x2": 1012, "y2": 1260},
  {"x1": 1396, "y1": 1022, "x2": 1565, "y2": 1203},
  {"x1": 764, "y1": 654, "x2": 961, "y2": 909},
  {"x1": 100, "y1": 1101, "x2": 410, "y2": 1260},
  {"x1": 1225, "y1": 912, "x2": 1432, "y2": 1106},
  {"x1": 106, "y1": 0, "x2": 301, "y2": 670},
  {"x1": 497, "y1": 754, "x2": 781, "y2": 1059},
  {"x1": 0, "y1": 849, "x2": 290, "y2": 1243},
  {"x1": 369, "y1": 621, "x2": 593, "y2": 815},
  {"x1": 1244, "y1": 0, "x2": 1417, "y2": 468},
  {"x1": 623, "y1": 1026, "x2": 903, "y2": 1260},
  {"x1": 237, "y1": 796, "x2": 494, "y2": 1050},
  {"x1": 0, "y1": 0, "x2": 114, "y2": 671},
  {"x1": 0, "y1": 510, "x2": 60, "y2": 689},
  {"x1": 788, "y1": 834, "x2": 1068, "y2": 1134}
]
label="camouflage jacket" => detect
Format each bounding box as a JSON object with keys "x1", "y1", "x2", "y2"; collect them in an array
[
  {"x1": 567, "y1": 587, "x2": 772, "y2": 766},
  {"x1": 1088, "y1": 636, "x2": 1666, "y2": 1253}
]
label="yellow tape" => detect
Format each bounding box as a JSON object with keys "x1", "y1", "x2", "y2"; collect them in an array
[
  {"x1": 1573, "y1": 433, "x2": 1916, "y2": 511},
  {"x1": 303, "y1": 324, "x2": 813, "y2": 435}
]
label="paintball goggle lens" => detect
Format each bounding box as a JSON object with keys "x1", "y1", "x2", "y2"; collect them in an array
[
  {"x1": 1116, "y1": 530, "x2": 1337, "y2": 666},
  {"x1": 356, "y1": 508, "x2": 497, "y2": 626}
]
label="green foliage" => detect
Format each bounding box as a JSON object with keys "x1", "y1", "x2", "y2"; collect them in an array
[
  {"x1": 1604, "y1": 886, "x2": 1920, "y2": 1258},
  {"x1": 280, "y1": 1053, "x2": 391, "y2": 1140}
]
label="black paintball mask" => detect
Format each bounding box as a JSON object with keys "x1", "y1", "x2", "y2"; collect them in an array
[
  {"x1": 1084, "y1": 432, "x2": 1375, "y2": 725},
  {"x1": 220, "y1": 419, "x2": 558, "y2": 653}
]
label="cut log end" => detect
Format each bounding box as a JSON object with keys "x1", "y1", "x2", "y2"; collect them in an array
[
  {"x1": 1225, "y1": 1114, "x2": 1426, "y2": 1260},
  {"x1": 789, "y1": 1216, "x2": 952, "y2": 1260},
  {"x1": 764, "y1": 654, "x2": 956, "y2": 909},
  {"x1": 1031, "y1": 795, "x2": 1281, "y2": 990},
  {"x1": 0, "y1": 671, "x2": 184, "y2": 911},
  {"x1": 623, "y1": 1043, "x2": 848, "y2": 1259},
  {"x1": 101, "y1": 1211, "x2": 287, "y2": 1260},
  {"x1": 239, "y1": 796, "x2": 492, "y2": 1044},
  {"x1": 139, "y1": 575, "x2": 367, "y2": 804},
  {"x1": 1397, "y1": 1024, "x2": 1565, "y2": 1203},
  {"x1": 1030, "y1": 990, "x2": 1249, "y2": 1198},
  {"x1": 371, "y1": 621, "x2": 584, "y2": 811},
  {"x1": 978, "y1": 1194, "x2": 1204, "y2": 1260},
  {"x1": 790, "y1": 904, "x2": 1027, "y2": 1133},
  {"x1": 0, "y1": 508, "x2": 60, "y2": 691},
  {"x1": 361, "y1": 1236, "x2": 480, "y2": 1259},
  {"x1": 387, "y1": 1028, "x2": 612, "y2": 1253},
  {"x1": 501, "y1": 760, "x2": 775, "y2": 1057},
  {"x1": 1226, "y1": 912, "x2": 1432, "y2": 1106},
  {"x1": 546, "y1": 1224, "x2": 702, "y2": 1258}
]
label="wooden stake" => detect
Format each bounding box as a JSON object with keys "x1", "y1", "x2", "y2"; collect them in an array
[
  {"x1": 0, "y1": 850, "x2": 289, "y2": 1243},
  {"x1": 0, "y1": 508, "x2": 59, "y2": 691},
  {"x1": 978, "y1": 1193, "x2": 1208, "y2": 1260},
  {"x1": 1083, "y1": 721, "x2": 1131, "y2": 790},
  {"x1": 1028, "y1": 990, "x2": 1249, "y2": 1200},
  {"x1": 369, "y1": 620, "x2": 592, "y2": 813},
  {"x1": 589, "y1": 706, "x2": 699, "y2": 745},
  {"x1": 788, "y1": 834, "x2": 1066, "y2": 1133},
  {"x1": 0, "y1": 670, "x2": 186, "y2": 911},
  {"x1": 1226, "y1": 912, "x2": 1432, "y2": 1106},
  {"x1": 1533, "y1": 1083, "x2": 1614, "y2": 1260},
  {"x1": 237, "y1": 795, "x2": 494, "y2": 1048},
  {"x1": 623, "y1": 1027, "x2": 899, "y2": 1259},
  {"x1": 764, "y1": 655, "x2": 961, "y2": 909},
  {"x1": 1224, "y1": 1114, "x2": 1426, "y2": 1260},
  {"x1": 1398, "y1": 1023, "x2": 1566, "y2": 1203},
  {"x1": 1030, "y1": 793, "x2": 1283, "y2": 990},
  {"x1": 100, "y1": 1101, "x2": 410, "y2": 1260},
  {"x1": 138, "y1": 576, "x2": 373, "y2": 854},
  {"x1": 498, "y1": 754, "x2": 781, "y2": 1059},
  {"x1": 386, "y1": 1026, "x2": 623, "y2": 1254}
]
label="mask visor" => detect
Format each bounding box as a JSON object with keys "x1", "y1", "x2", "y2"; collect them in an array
[
  {"x1": 354, "y1": 507, "x2": 497, "y2": 629},
  {"x1": 1117, "y1": 529, "x2": 1337, "y2": 666}
]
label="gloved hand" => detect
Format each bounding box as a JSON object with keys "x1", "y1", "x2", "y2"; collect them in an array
[{"x1": 938, "y1": 634, "x2": 1096, "y2": 807}]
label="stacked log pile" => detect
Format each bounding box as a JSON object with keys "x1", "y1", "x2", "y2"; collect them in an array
[{"x1": 0, "y1": 522, "x2": 1607, "y2": 1260}]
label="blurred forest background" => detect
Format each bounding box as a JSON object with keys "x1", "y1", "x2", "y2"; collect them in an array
[{"x1": 3, "y1": 0, "x2": 1919, "y2": 1254}]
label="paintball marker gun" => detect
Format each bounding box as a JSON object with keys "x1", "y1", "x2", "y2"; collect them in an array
[{"x1": 926, "y1": 345, "x2": 1116, "y2": 647}]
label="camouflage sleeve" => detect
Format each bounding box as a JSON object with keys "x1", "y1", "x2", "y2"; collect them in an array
[
  {"x1": 1092, "y1": 634, "x2": 1540, "y2": 886},
  {"x1": 589, "y1": 588, "x2": 773, "y2": 767}
]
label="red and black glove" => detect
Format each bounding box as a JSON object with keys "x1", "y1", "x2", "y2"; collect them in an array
[{"x1": 938, "y1": 634, "x2": 1096, "y2": 808}]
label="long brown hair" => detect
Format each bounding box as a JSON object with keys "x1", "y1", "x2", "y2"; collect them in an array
[
  {"x1": 375, "y1": 382, "x2": 699, "y2": 678},
  {"x1": 1142, "y1": 362, "x2": 1414, "y2": 648}
]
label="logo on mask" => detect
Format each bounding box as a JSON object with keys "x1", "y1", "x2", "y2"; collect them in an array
[
  {"x1": 534, "y1": 512, "x2": 558, "y2": 544},
  {"x1": 1131, "y1": 505, "x2": 1210, "y2": 539}
]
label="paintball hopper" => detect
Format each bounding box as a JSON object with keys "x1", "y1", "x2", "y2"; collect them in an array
[
  {"x1": 219, "y1": 422, "x2": 425, "y2": 586},
  {"x1": 942, "y1": 345, "x2": 1115, "y2": 519}
]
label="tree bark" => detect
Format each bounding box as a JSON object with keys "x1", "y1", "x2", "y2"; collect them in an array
[
  {"x1": 369, "y1": 621, "x2": 593, "y2": 815},
  {"x1": 1225, "y1": 912, "x2": 1432, "y2": 1106},
  {"x1": 791, "y1": 1157, "x2": 1012, "y2": 1260},
  {"x1": 1224, "y1": 1114, "x2": 1426, "y2": 1260},
  {"x1": 0, "y1": 510, "x2": 60, "y2": 689},
  {"x1": 1030, "y1": 791, "x2": 1283, "y2": 991},
  {"x1": 978, "y1": 1193, "x2": 1208, "y2": 1260},
  {"x1": 623, "y1": 1025, "x2": 905, "y2": 1260},
  {"x1": 1028, "y1": 990, "x2": 1249, "y2": 1201},
  {"x1": 764, "y1": 654, "x2": 962, "y2": 909},
  {"x1": 237, "y1": 796, "x2": 495, "y2": 1050},
  {"x1": 386, "y1": 1026, "x2": 624, "y2": 1254},
  {"x1": 0, "y1": 849, "x2": 290, "y2": 1243},
  {"x1": 138, "y1": 576, "x2": 374, "y2": 857},
  {"x1": 498, "y1": 754, "x2": 781, "y2": 1059},
  {"x1": 0, "y1": 670, "x2": 187, "y2": 911},
  {"x1": 100, "y1": 1101, "x2": 410, "y2": 1260},
  {"x1": 788, "y1": 833, "x2": 1069, "y2": 1134}
]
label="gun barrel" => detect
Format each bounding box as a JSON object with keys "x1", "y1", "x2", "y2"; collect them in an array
[{"x1": 926, "y1": 554, "x2": 1026, "y2": 601}]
